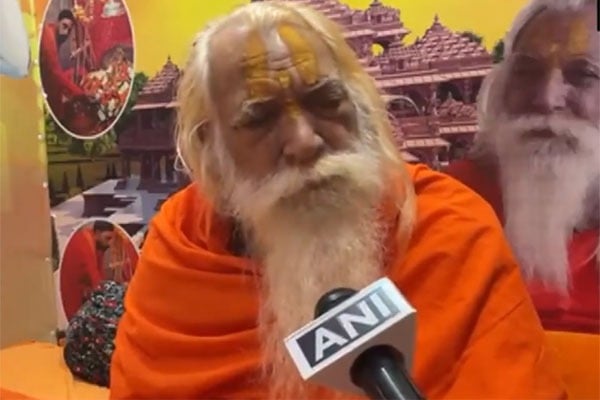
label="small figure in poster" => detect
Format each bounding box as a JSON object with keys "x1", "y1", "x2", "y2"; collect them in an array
[
  {"x1": 39, "y1": 9, "x2": 86, "y2": 122},
  {"x1": 40, "y1": 0, "x2": 134, "y2": 139},
  {"x1": 59, "y1": 219, "x2": 138, "y2": 321}
]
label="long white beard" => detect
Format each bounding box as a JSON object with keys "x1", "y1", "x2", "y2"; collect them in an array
[
  {"x1": 256, "y1": 199, "x2": 383, "y2": 399},
  {"x1": 209, "y1": 131, "x2": 386, "y2": 398},
  {"x1": 491, "y1": 114, "x2": 600, "y2": 293}
]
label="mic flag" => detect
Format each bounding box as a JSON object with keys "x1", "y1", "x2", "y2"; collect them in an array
[{"x1": 284, "y1": 277, "x2": 417, "y2": 395}]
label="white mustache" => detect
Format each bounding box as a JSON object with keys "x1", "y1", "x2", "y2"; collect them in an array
[
  {"x1": 227, "y1": 146, "x2": 383, "y2": 224},
  {"x1": 259, "y1": 150, "x2": 378, "y2": 199},
  {"x1": 505, "y1": 114, "x2": 593, "y2": 137}
]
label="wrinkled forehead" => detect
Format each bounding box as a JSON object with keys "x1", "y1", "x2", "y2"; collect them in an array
[
  {"x1": 208, "y1": 21, "x2": 339, "y2": 107},
  {"x1": 512, "y1": 5, "x2": 599, "y2": 61}
]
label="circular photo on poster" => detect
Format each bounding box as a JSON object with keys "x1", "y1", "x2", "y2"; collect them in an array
[
  {"x1": 59, "y1": 218, "x2": 139, "y2": 322},
  {"x1": 39, "y1": 0, "x2": 135, "y2": 139}
]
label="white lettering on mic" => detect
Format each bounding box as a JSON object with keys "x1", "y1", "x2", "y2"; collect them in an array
[
  {"x1": 314, "y1": 327, "x2": 348, "y2": 362},
  {"x1": 370, "y1": 292, "x2": 392, "y2": 317},
  {"x1": 338, "y1": 300, "x2": 379, "y2": 339},
  {"x1": 314, "y1": 299, "x2": 386, "y2": 362}
]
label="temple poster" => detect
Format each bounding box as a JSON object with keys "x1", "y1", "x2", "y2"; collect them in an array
[{"x1": 29, "y1": 0, "x2": 527, "y2": 331}]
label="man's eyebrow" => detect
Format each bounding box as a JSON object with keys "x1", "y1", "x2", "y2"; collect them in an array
[
  {"x1": 307, "y1": 78, "x2": 342, "y2": 92},
  {"x1": 568, "y1": 55, "x2": 600, "y2": 67},
  {"x1": 304, "y1": 78, "x2": 344, "y2": 93},
  {"x1": 232, "y1": 97, "x2": 276, "y2": 127},
  {"x1": 239, "y1": 97, "x2": 275, "y2": 110},
  {"x1": 512, "y1": 52, "x2": 600, "y2": 71},
  {"x1": 511, "y1": 52, "x2": 542, "y2": 63}
]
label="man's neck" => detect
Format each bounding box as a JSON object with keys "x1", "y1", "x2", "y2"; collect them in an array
[{"x1": 227, "y1": 219, "x2": 250, "y2": 257}]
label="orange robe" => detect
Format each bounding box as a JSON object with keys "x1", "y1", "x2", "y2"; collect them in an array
[
  {"x1": 110, "y1": 164, "x2": 566, "y2": 399},
  {"x1": 60, "y1": 228, "x2": 104, "y2": 321},
  {"x1": 445, "y1": 159, "x2": 600, "y2": 335}
]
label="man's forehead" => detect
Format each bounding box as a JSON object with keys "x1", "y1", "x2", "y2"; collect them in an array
[
  {"x1": 208, "y1": 22, "x2": 337, "y2": 89},
  {"x1": 513, "y1": 5, "x2": 598, "y2": 59}
]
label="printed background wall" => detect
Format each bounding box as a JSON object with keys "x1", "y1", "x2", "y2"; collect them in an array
[{"x1": 1, "y1": 0, "x2": 527, "y2": 341}]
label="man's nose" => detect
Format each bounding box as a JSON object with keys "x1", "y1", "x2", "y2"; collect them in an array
[
  {"x1": 530, "y1": 69, "x2": 568, "y2": 114},
  {"x1": 282, "y1": 114, "x2": 325, "y2": 167}
]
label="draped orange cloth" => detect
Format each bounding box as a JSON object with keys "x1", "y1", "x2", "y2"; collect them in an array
[
  {"x1": 545, "y1": 331, "x2": 600, "y2": 399},
  {"x1": 110, "y1": 164, "x2": 566, "y2": 399},
  {"x1": 0, "y1": 388, "x2": 35, "y2": 400}
]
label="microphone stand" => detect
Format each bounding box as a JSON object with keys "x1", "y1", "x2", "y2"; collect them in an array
[{"x1": 315, "y1": 288, "x2": 426, "y2": 400}]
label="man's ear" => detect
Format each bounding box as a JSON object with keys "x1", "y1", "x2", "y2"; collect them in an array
[{"x1": 195, "y1": 120, "x2": 214, "y2": 143}]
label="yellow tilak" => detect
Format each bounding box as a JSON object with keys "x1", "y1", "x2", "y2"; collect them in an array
[
  {"x1": 242, "y1": 24, "x2": 320, "y2": 118},
  {"x1": 518, "y1": 14, "x2": 591, "y2": 66}
]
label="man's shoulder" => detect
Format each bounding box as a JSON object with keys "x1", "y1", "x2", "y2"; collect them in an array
[
  {"x1": 41, "y1": 23, "x2": 55, "y2": 39},
  {"x1": 396, "y1": 165, "x2": 532, "y2": 354},
  {"x1": 142, "y1": 183, "x2": 215, "y2": 248},
  {"x1": 64, "y1": 227, "x2": 93, "y2": 251},
  {"x1": 154, "y1": 183, "x2": 207, "y2": 222},
  {"x1": 400, "y1": 163, "x2": 509, "y2": 276},
  {"x1": 407, "y1": 163, "x2": 499, "y2": 226}
]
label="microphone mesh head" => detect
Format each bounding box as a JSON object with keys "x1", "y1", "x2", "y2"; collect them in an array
[{"x1": 314, "y1": 288, "x2": 357, "y2": 318}]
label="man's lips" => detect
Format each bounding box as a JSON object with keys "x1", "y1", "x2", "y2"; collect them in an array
[{"x1": 522, "y1": 129, "x2": 556, "y2": 140}]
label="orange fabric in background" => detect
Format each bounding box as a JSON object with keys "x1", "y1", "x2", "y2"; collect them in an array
[
  {"x1": 0, "y1": 388, "x2": 35, "y2": 400},
  {"x1": 111, "y1": 164, "x2": 566, "y2": 399},
  {"x1": 545, "y1": 331, "x2": 600, "y2": 399},
  {"x1": 0, "y1": 342, "x2": 108, "y2": 400}
]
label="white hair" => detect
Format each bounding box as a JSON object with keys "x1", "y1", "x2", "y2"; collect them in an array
[
  {"x1": 504, "y1": 0, "x2": 595, "y2": 57},
  {"x1": 473, "y1": 0, "x2": 597, "y2": 157}
]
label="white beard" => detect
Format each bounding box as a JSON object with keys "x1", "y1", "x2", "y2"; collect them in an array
[
  {"x1": 209, "y1": 129, "x2": 386, "y2": 398},
  {"x1": 254, "y1": 195, "x2": 383, "y2": 399},
  {"x1": 490, "y1": 113, "x2": 600, "y2": 293}
]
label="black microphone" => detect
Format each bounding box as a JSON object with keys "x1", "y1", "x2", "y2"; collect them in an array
[{"x1": 314, "y1": 287, "x2": 425, "y2": 400}]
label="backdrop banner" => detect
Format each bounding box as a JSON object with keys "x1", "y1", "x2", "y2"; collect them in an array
[
  {"x1": 0, "y1": 0, "x2": 56, "y2": 348},
  {"x1": 30, "y1": 0, "x2": 525, "y2": 331}
]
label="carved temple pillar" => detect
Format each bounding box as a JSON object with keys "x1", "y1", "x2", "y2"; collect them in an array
[
  {"x1": 462, "y1": 79, "x2": 473, "y2": 103},
  {"x1": 428, "y1": 83, "x2": 439, "y2": 113},
  {"x1": 427, "y1": 83, "x2": 436, "y2": 101},
  {"x1": 120, "y1": 155, "x2": 131, "y2": 178},
  {"x1": 141, "y1": 153, "x2": 152, "y2": 180},
  {"x1": 152, "y1": 153, "x2": 162, "y2": 181},
  {"x1": 121, "y1": 155, "x2": 128, "y2": 179},
  {"x1": 165, "y1": 154, "x2": 175, "y2": 182}
]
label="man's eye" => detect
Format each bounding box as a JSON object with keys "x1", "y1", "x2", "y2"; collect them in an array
[
  {"x1": 512, "y1": 64, "x2": 538, "y2": 76},
  {"x1": 318, "y1": 96, "x2": 343, "y2": 110},
  {"x1": 240, "y1": 108, "x2": 276, "y2": 129},
  {"x1": 564, "y1": 68, "x2": 599, "y2": 86},
  {"x1": 578, "y1": 69, "x2": 599, "y2": 79}
]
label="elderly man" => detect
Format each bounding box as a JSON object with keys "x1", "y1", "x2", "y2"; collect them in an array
[
  {"x1": 446, "y1": 0, "x2": 599, "y2": 335},
  {"x1": 110, "y1": 2, "x2": 565, "y2": 399}
]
